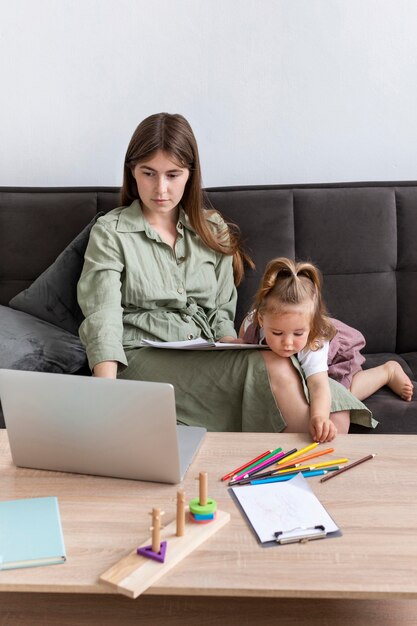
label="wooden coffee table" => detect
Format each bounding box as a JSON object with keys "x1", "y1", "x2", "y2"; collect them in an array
[{"x1": 1, "y1": 430, "x2": 417, "y2": 625}]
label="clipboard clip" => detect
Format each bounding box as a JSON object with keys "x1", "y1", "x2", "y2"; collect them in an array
[{"x1": 274, "y1": 525, "x2": 326, "y2": 544}]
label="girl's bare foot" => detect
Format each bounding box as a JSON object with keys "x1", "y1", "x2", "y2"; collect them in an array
[{"x1": 385, "y1": 361, "x2": 414, "y2": 401}]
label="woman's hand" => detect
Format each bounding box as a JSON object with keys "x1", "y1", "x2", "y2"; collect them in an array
[
  {"x1": 93, "y1": 361, "x2": 118, "y2": 379},
  {"x1": 309, "y1": 415, "x2": 337, "y2": 443},
  {"x1": 218, "y1": 336, "x2": 244, "y2": 344}
]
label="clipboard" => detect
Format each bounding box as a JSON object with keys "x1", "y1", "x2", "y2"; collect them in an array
[{"x1": 229, "y1": 472, "x2": 342, "y2": 547}]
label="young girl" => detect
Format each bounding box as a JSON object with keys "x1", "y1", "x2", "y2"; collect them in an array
[{"x1": 240, "y1": 257, "x2": 413, "y2": 442}]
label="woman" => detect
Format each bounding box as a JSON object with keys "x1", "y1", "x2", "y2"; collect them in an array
[{"x1": 77, "y1": 112, "x2": 371, "y2": 435}]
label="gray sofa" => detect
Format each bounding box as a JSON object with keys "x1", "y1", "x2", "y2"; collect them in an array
[{"x1": 1, "y1": 182, "x2": 417, "y2": 433}]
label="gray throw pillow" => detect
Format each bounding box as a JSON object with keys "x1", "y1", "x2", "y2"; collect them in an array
[
  {"x1": 0, "y1": 305, "x2": 87, "y2": 428},
  {"x1": 9, "y1": 214, "x2": 103, "y2": 336}
]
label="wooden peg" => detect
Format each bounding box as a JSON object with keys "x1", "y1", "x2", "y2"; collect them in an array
[
  {"x1": 176, "y1": 490, "x2": 185, "y2": 537},
  {"x1": 199, "y1": 472, "x2": 208, "y2": 506},
  {"x1": 149, "y1": 508, "x2": 164, "y2": 553}
]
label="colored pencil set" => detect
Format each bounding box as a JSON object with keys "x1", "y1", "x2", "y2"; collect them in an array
[{"x1": 221, "y1": 443, "x2": 375, "y2": 486}]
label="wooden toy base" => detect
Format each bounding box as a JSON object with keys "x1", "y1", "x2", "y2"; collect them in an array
[{"x1": 99, "y1": 508, "x2": 230, "y2": 599}]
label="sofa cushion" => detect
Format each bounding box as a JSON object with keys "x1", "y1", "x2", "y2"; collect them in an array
[
  {"x1": 349, "y1": 383, "x2": 417, "y2": 435},
  {"x1": 293, "y1": 187, "x2": 398, "y2": 354},
  {"x1": 348, "y1": 353, "x2": 417, "y2": 434},
  {"x1": 0, "y1": 305, "x2": 87, "y2": 427},
  {"x1": 8, "y1": 214, "x2": 102, "y2": 335},
  {"x1": 0, "y1": 190, "x2": 102, "y2": 305}
]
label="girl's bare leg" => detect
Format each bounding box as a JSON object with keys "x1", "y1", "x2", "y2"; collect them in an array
[
  {"x1": 261, "y1": 352, "x2": 350, "y2": 434},
  {"x1": 350, "y1": 361, "x2": 414, "y2": 402},
  {"x1": 330, "y1": 411, "x2": 350, "y2": 434},
  {"x1": 261, "y1": 351, "x2": 310, "y2": 432}
]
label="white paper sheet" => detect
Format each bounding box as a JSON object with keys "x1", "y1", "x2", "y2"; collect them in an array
[
  {"x1": 231, "y1": 472, "x2": 339, "y2": 544},
  {"x1": 140, "y1": 338, "x2": 264, "y2": 350}
]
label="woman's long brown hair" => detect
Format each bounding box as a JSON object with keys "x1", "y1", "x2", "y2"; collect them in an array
[
  {"x1": 253, "y1": 257, "x2": 336, "y2": 349},
  {"x1": 120, "y1": 112, "x2": 253, "y2": 285}
]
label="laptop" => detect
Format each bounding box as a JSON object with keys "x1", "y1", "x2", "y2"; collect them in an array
[{"x1": 0, "y1": 369, "x2": 206, "y2": 484}]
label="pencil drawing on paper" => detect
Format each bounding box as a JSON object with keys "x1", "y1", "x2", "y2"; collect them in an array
[{"x1": 231, "y1": 473, "x2": 339, "y2": 543}]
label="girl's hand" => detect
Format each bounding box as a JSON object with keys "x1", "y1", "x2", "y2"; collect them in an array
[{"x1": 309, "y1": 416, "x2": 337, "y2": 443}]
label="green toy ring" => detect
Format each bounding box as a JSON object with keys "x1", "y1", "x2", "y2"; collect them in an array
[{"x1": 189, "y1": 497, "x2": 217, "y2": 516}]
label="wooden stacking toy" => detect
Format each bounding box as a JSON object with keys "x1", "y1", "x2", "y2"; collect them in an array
[
  {"x1": 99, "y1": 473, "x2": 230, "y2": 599},
  {"x1": 189, "y1": 471, "x2": 217, "y2": 522}
]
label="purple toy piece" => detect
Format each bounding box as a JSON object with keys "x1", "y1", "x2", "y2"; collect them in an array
[{"x1": 137, "y1": 540, "x2": 167, "y2": 563}]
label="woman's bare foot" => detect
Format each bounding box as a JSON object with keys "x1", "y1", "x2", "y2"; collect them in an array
[{"x1": 385, "y1": 361, "x2": 414, "y2": 401}]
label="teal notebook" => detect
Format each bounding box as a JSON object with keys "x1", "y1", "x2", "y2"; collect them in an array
[{"x1": 0, "y1": 496, "x2": 66, "y2": 570}]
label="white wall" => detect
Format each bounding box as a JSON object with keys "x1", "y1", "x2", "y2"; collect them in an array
[{"x1": 1, "y1": 0, "x2": 417, "y2": 187}]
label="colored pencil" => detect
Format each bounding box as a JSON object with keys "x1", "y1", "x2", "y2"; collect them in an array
[
  {"x1": 220, "y1": 449, "x2": 272, "y2": 481},
  {"x1": 250, "y1": 469, "x2": 327, "y2": 485},
  {"x1": 259, "y1": 464, "x2": 340, "y2": 478},
  {"x1": 276, "y1": 442, "x2": 319, "y2": 465},
  {"x1": 275, "y1": 458, "x2": 349, "y2": 474},
  {"x1": 231, "y1": 452, "x2": 284, "y2": 480},
  {"x1": 320, "y1": 454, "x2": 376, "y2": 483},
  {"x1": 273, "y1": 447, "x2": 334, "y2": 470},
  {"x1": 277, "y1": 464, "x2": 341, "y2": 476},
  {"x1": 231, "y1": 446, "x2": 283, "y2": 480},
  {"x1": 271, "y1": 447, "x2": 298, "y2": 464},
  {"x1": 229, "y1": 462, "x2": 297, "y2": 485},
  {"x1": 231, "y1": 448, "x2": 285, "y2": 482}
]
